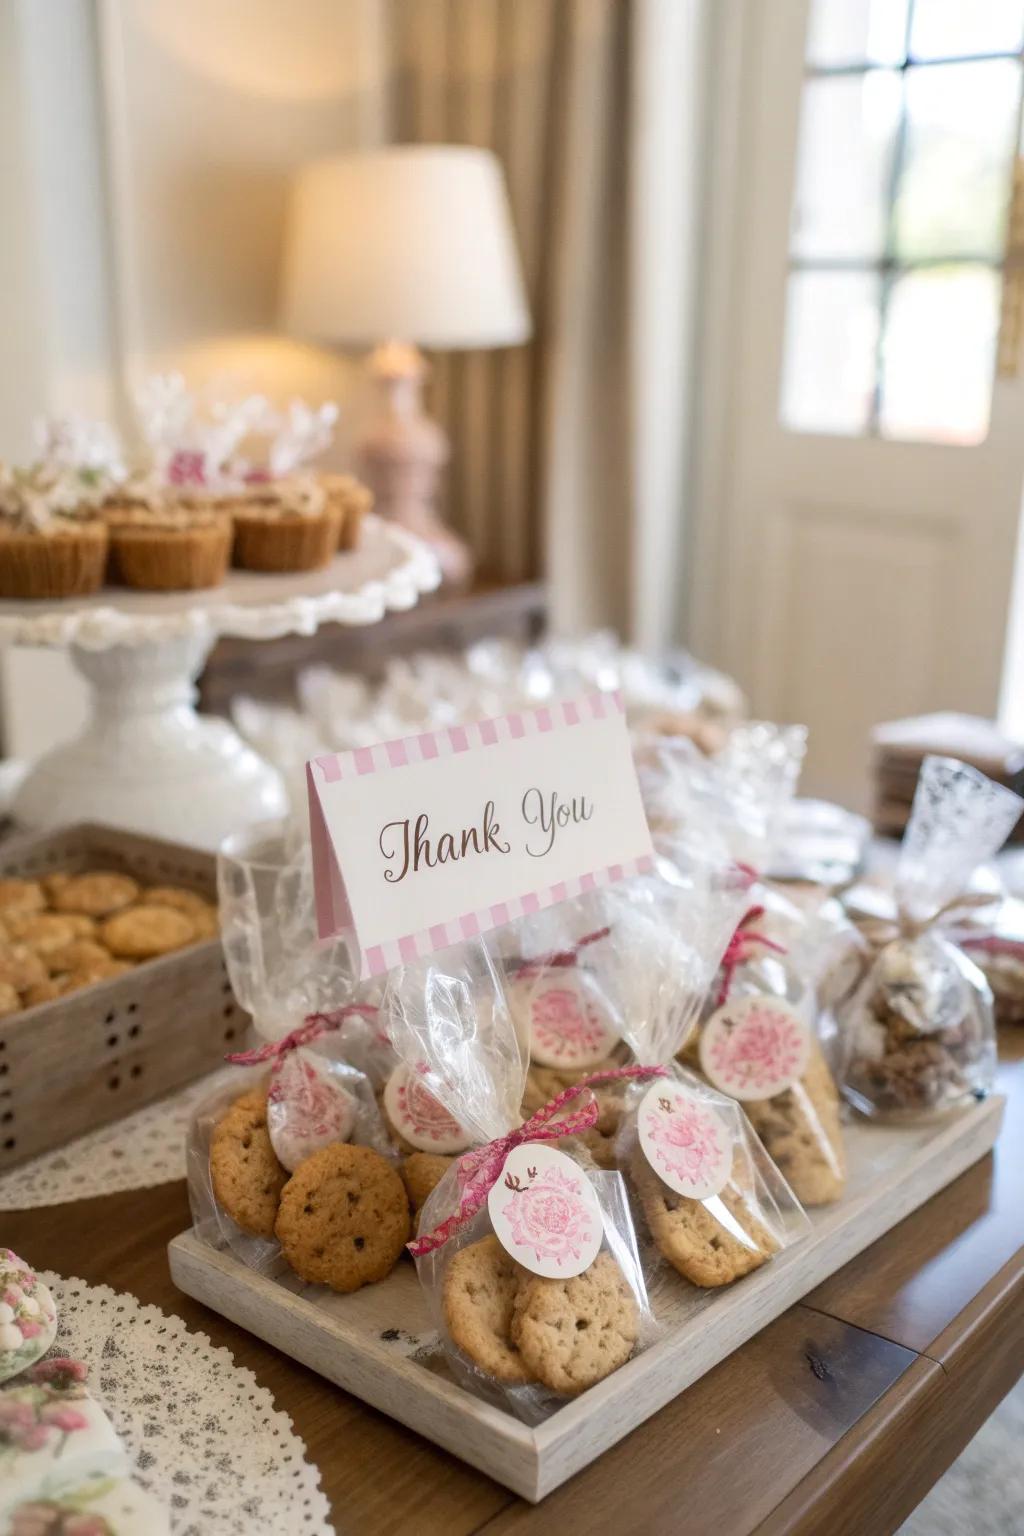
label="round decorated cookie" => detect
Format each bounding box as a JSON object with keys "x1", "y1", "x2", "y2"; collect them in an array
[
  {"x1": 0, "y1": 1248, "x2": 58, "y2": 1382},
  {"x1": 267, "y1": 1049, "x2": 357, "y2": 1173},
  {"x1": 511, "y1": 1252, "x2": 639, "y2": 1395},
  {"x1": 512, "y1": 972, "x2": 619, "y2": 1070},
  {"x1": 443, "y1": 1235, "x2": 534, "y2": 1384},
  {"x1": 383, "y1": 1063, "x2": 473, "y2": 1154},
  {"x1": 699, "y1": 995, "x2": 812, "y2": 1102}
]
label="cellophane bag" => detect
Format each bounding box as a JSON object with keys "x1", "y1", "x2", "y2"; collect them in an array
[
  {"x1": 599, "y1": 859, "x2": 812, "y2": 1287},
  {"x1": 838, "y1": 756, "x2": 1023, "y2": 1119},
  {"x1": 188, "y1": 824, "x2": 391, "y2": 1275},
  {"x1": 950, "y1": 887, "x2": 1024, "y2": 1029},
  {"x1": 383, "y1": 937, "x2": 656, "y2": 1418}
]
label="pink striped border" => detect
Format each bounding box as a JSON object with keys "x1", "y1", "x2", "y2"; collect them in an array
[
  {"x1": 311, "y1": 690, "x2": 625, "y2": 786},
  {"x1": 359, "y1": 854, "x2": 654, "y2": 977},
  {"x1": 310, "y1": 689, "x2": 647, "y2": 979}
]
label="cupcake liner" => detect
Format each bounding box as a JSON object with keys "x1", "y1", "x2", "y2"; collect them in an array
[
  {"x1": 231, "y1": 504, "x2": 341, "y2": 573},
  {"x1": 110, "y1": 519, "x2": 232, "y2": 591},
  {"x1": 322, "y1": 475, "x2": 372, "y2": 552},
  {"x1": 0, "y1": 523, "x2": 109, "y2": 600}
]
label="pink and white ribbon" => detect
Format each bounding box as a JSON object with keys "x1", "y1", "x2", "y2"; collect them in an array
[
  {"x1": 225, "y1": 1004, "x2": 379, "y2": 1071},
  {"x1": 407, "y1": 1063, "x2": 666, "y2": 1257},
  {"x1": 714, "y1": 905, "x2": 788, "y2": 1008}
]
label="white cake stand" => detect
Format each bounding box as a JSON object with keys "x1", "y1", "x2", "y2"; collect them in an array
[{"x1": 0, "y1": 516, "x2": 439, "y2": 849}]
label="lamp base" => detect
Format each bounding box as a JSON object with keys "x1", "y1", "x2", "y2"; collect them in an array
[{"x1": 355, "y1": 343, "x2": 474, "y2": 591}]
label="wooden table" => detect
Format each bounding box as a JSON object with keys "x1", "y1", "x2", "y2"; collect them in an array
[{"x1": 7, "y1": 1033, "x2": 1023, "y2": 1536}]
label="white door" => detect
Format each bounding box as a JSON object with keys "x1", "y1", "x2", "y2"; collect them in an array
[{"x1": 694, "y1": 0, "x2": 1024, "y2": 808}]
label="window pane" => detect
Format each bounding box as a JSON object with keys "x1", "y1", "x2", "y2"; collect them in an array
[
  {"x1": 806, "y1": 0, "x2": 909, "y2": 68},
  {"x1": 909, "y1": 0, "x2": 1024, "y2": 61},
  {"x1": 791, "y1": 73, "x2": 901, "y2": 260},
  {"x1": 879, "y1": 265, "x2": 999, "y2": 443},
  {"x1": 893, "y1": 59, "x2": 1021, "y2": 260},
  {"x1": 780, "y1": 270, "x2": 881, "y2": 435}
]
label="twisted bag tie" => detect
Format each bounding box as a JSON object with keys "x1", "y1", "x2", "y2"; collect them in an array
[
  {"x1": 407, "y1": 1063, "x2": 667, "y2": 1258},
  {"x1": 853, "y1": 890, "x2": 999, "y2": 953},
  {"x1": 225, "y1": 1003, "x2": 379, "y2": 1068},
  {"x1": 715, "y1": 905, "x2": 788, "y2": 1007},
  {"x1": 512, "y1": 925, "x2": 611, "y2": 982}
]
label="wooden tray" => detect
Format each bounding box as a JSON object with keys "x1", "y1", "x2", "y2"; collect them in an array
[
  {"x1": 0, "y1": 823, "x2": 243, "y2": 1169},
  {"x1": 169, "y1": 1095, "x2": 1004, "y2": 1501}
]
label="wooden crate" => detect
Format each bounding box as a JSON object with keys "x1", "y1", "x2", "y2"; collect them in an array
[
  {"x1": 0, "y1": 823, "x2": 242, "y2": 1169},
  {"x1": 169, "y1": 1095, "x2": 1004, "y2": 1502}
]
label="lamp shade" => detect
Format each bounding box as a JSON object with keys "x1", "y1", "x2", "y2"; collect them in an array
[{"x1": 281, "y1": 145, "x2": 531, "y2": 350}]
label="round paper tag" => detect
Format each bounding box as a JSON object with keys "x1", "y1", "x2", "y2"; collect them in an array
[
  {"x1": 636, "y1": 1080, "x2": 732, "y2": 1199},
  {"x1": 699, "y1": 995, "x2": 811, "y2": 1101},
  {"x1": 267, "y1": 1048, "x2": 356, "y2": 1172},
  {"x1": 383, "y1": 1063, "x2": 473, "y2": 1154},
  {"x1": 488, "y1": 1143, "x2": 604, "y2": 1278},
  {"x1": 512, "y1": 971, "x2": 619, "y2": 1069}
]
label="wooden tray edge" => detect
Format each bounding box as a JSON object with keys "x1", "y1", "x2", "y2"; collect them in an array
[
  {"x1": 168, "y1": 1232, "x2": 544, "y2": 1500},
  {"x1": 168, "y1": 1095, "x2": 1005, "y2": 1503}
]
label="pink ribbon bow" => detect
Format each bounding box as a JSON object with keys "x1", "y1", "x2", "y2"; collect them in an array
[
  {"x1": 513, "y1": 925, "x2": 611, "y2": 982},
  {"x1": 407, "y1": 1063, "x2": 667, "y2": 1258},
  {"x1": 225, "y1": 1003, "x2": 379, "y2": 1068},
  {"x1": 715, "y1": 906, "x2": 788, "y2": 1008}
]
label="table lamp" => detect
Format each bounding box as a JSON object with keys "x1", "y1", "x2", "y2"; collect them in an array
[{"x1": 281, "y1": 145, "x2": 531, "y2": 587}]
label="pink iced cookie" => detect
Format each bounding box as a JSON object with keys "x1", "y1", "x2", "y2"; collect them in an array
[
  {"x1": 0, "y1": 1250, "x2": 57, "y2": 1384},
  {"x1": 267, "y1": 1048, "x2": 357, "y2": 1173},
  {"x1": 383, "y1": 1063, "x2": 473, "y2": 1154},
  {"x1": 515, "y1": 973, "x2": 619, "y2": 1069}
]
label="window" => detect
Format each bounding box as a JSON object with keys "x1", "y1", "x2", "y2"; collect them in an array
[{"x1": 780, "y1": 0, "x2": 1024, "y2": 444}]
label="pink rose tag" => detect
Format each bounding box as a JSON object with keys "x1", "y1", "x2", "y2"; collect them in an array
[
  {"x1": 511, "y1": 971, "x2": 619, "y2": 1069},
  {"x1": 384, "y1": 1062, "x2": 474, "y2": 1154},
  {"x1": 637, "y1": 1081, "x2": 732, "y2": 1199},
  {"x1": 267, "y1": 1048, "x2": 357, "y2": 1172},
  {"x1": 488, "y1": 1143, "x2": 603, "y2": 1278},
  {"x1": 699, "y1": 995, "x2": 811, "y2": 1101}
]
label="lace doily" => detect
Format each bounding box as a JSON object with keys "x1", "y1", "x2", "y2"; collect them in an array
[
  {"x1": 0, "y1": 1077, "x2": 214, "y2": 1210},
  {"x1": 42, "y1": 1272, "x2": 332, "y2": 1536}
]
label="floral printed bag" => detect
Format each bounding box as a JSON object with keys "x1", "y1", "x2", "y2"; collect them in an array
[{"x1": 383, "y1": 937, "x2": 659, "y2": 1419}]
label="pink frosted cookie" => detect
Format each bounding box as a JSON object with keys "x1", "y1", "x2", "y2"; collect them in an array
[
  {"x1": 383, "y1": 1063, "x2": 473, "y2": 1154},
  {"x1": 512, "y1": 972, "x2": 619, "y2": 1069},
  {"x1": 0, "y1": 1249, "x2": 58, "y2": 1383},
  {"x1": 267, "y1": 1048, "x2": 357, "y2": 1173}
]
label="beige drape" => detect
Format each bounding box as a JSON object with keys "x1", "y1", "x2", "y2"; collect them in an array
[{"x1": 383, "y1": 0, "x2": 707, "y2": 645}]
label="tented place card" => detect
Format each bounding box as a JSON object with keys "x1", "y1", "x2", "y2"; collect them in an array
[{"x1": 307, "y1": 692, "x2": 653, "y2": 976}]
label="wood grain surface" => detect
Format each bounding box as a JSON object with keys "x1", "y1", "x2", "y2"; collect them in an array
[{"x1": 5, "y1": 1030, "x2": 1023, "y2": 1533}]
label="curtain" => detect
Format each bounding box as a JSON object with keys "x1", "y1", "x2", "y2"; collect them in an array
[{"x1": 385, "y1": 0, "x2": 708, "y2": 645}]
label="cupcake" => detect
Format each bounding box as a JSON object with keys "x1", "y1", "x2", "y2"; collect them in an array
[
  {"x1": 321, "y1": 472, "x2": 372, "y2": 552},
  {"x1": 229, "y1": 476, "x2": 340, "y2": 573},
  {"x1": 105, "y1": 496, "x2": 233, "y2": 591},
  {"x1": 0, "y1": 462, "x2": 110, "y2": 601}
]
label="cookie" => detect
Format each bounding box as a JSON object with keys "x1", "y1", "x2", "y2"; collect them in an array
[
  {"x1": 4, "y1": 912, "x2": 80, "y2": 956},
  {"x1": 0, "y1": 982, "x2": 20, "y2": 1017},
  {"x1": 0, "y1": 944, "x2": 48, "y2": 992},
  {"x1": 141, "y1": 885, "x2": 218, "y2": 938},
  {"x1": 53, "y1": 871, "x2": 140, "y2": 917},
  {"x1": 275, "y1": 1143, "x2": 409, "y2": 1292},
  {"x1": 511, "y1": 1252, "x2": 639, "y2": 1394},
  {"x1": 100, "y1": 904, "x2": 194, "y2": 958},
  {"x1": 142, "y1": 884, "x2": 211, "y2": 916},
  {"x1": 383, "y1": 1063, "x2": 473, "y2": 1154},
  {"x1": 400, "y1": 1152, "x2": 453, "y2": 1215},
  {"x1": 65, "y1": 958, "x2": 133, "y2": 988},
  {"x1": 23, "y1": 976, "x2": 77, "y2": 1008},
  {"x1": 210, "y1": 1092, "x2": 287, "y2": 1239},
  {"x1": 0, "y1": 879, "x2": 45, "y2": 915},
  {"x1": 42, "y1": 871, "x2": 72, "y2": 902},
  {"x1": 45, "y1": 938, "x2": 112, "y2": 975},
  {"x1": 442, "y1": 1235, "x2": 534, "y2": 1384},
  {"x1": 631, "y1": 1150, "x2": 779, "y2": 1286},
  {"x1": 743, "y1": 1038, "x2": 846, "y2": 1206}
]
